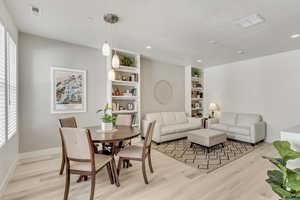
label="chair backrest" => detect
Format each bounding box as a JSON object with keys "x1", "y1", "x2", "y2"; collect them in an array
[
  {"x1": 59, "y1": 117, "x2": 77, "y2": 128},
  {"x1": 143, "y1": 121, "x2": 156, "y2": 150},
  {"x1": 59, "y1": 128, "x2": 93, "y2": 161},
  {"x1": 115, "y1": 114, "x2": 132, "y2": 126}
]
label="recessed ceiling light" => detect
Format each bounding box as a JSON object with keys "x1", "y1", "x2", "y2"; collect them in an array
[
  {"x1": 146, "y1": 46, "x2": 152, "y2": 49},
  {"x1": 197, "y1": 59, "x2": 203, "y2": 63},
  {"x1": 237, "y1": 50, "x2": 245, "y2": 54},
  {"x1": 290, "y1": 34, "x2": 300, "y2": 39},
  {"x1": 234, "y1": 14, "x2": 265, "y2": 28}
]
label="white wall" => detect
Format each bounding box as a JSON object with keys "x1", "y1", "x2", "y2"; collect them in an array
[
  {"x1": 18, "y1": 32, "x2": 107, "y2": 153},
  {"x1": 141, "y1": 58, "x2": 185, "y2": 117},
  {"x1": 0, "y1": 0, "x2": 19, "y2": 195},
  {"x1": 204, "y1": 49, "x2": 300, "y2": 142}
]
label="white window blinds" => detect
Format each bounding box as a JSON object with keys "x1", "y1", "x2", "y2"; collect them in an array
[
  {"x1": 7, "y1": 34, "x2": 17, "y2": 139},
  {"x1": 0, "y1": 23, "x2": 5, "y2": 147}
]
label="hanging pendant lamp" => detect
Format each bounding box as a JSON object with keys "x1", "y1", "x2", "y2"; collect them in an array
[
  {"x1": 112, "y1": 51, "x2": 120, "y2": 68},
  {"x1": 102, "y1": 41, "x2": 111, "y2": 56},
  {"x1": 102, "y1": 13, "x2": 119, "y2": 58}
]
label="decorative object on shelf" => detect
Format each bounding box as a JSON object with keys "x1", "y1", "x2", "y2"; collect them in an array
[
  {"x1": 192, "y1": 68, "x2": 201, "y2": 77},
  {"x1": 154, "y1": 80, "x2": 173, "y2": 105},
  {"x1": 121, "y1": 75, "x2": 127, "y2": 81},
  {"x1": 263, "y1": 141, "x2": 300, "y2": 200},
  {"x1": 96, "y1": 103, "x2": 116, "y2": 131},
  {"x1": 120, "y1": 55, "x2": 134, "y2": 66},
  {"x1": 102, "y1": 13, "x2": 119, "y2": 57},
  {"x1": 209, "y1": 103, "x2": 218, "y2": 118},
  {"x1": 51, "y1": 67, "x2": 86, "y2": 114},
  {"x1": 112, "y1": 50, "x2": 120, "y2": 69},
  {"x1": 127, "y1": 103, "x2": 134, "y2": 110}
]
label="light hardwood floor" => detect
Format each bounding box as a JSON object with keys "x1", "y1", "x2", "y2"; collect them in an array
[{"x1": 2, "y1": 143, "x2": 278, "y2": 200}]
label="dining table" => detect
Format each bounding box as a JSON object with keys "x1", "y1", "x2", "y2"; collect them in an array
[{"x1": 83, "y1": 125, "x2": 141, "y2": 186}]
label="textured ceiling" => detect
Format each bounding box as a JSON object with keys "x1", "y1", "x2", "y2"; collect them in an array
[{"x1": 5, "y1": 0, "x2": 300, "y2": 67}]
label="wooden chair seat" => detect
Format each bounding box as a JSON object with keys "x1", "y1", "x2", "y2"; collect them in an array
[
  {"x1": 70, "y1": 154, "x2": 112, "y2": 172},
  {"x1": 118, "y1": 145, "x2": 144, "y2": 159}
]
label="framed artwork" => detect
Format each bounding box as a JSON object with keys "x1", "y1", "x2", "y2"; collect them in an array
[{"x1": 51, "y1": 67, "x2": 87, "y2": 114}]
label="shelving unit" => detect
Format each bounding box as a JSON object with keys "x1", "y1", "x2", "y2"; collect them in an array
[
  {"x1": 185, "y1": 65, "x2": 204, "y2": 118},
  {"x1": 106, "y1": 48, "x2": 141, "y2": 128}
]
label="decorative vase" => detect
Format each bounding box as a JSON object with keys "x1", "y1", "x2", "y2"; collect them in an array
[{"x1": 101, "y1": 122, "x2": 113, "y2": 131}]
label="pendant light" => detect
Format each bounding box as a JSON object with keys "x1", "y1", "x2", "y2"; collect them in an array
[
  {"x1": 112, "y1": 51, "x2": 120, "y2": 68},
  {"x1": 108, "y1": 69, "x2": 115, "y2": 80},
  {"x1": 102, "y1": 41, "x2": 111, "y2": 56}
]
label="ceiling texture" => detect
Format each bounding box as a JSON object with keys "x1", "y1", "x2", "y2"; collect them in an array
[{"x1": 4, "y1": 0, "x2": 300, "y2": 67}]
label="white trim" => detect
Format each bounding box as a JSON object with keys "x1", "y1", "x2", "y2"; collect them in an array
[
  {"x1": 19, "y1": 147, "x2": 60, "y2": 160},
  {"x1": 0, "y1": 156, "x2": 18, "y2": 198}
]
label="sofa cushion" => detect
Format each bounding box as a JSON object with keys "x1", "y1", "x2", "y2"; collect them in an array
[
  {"x1": 145, "y1": 113, "x2": 164, "y2": 125},
  {"x1": 175, "y1": 112, "x2": 188, "y2": 124},
  {"x1": 219, "y1": 112, "x2": 237, "y2": 126},
  {"x1": 228, "y1": 126, "x2": 250, "y2": 136},
  {"x1": 160, "y1": 123, "x2": 202, "y2": 136},
  {"x1": 210, "y1": 123, "x2": 229, "y2": 131},
  {"x1": 161, "y1": 112, "x2": 177, "y2": 125},
  {"x1": 236, "y1": 113, "x2": 261, "y2": 127}
]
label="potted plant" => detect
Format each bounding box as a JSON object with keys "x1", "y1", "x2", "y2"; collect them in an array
[
  {"x1": 96, "y1": 104, "x2": 116, "y2": 131},
  {"x1": 263, "y1": 141, "x2": 300, "y2": 200},
  {"x1": 192, "y1": 69, "x2": 201, "y2": 77}
]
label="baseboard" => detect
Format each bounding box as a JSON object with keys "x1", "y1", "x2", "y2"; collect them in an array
[
  {"x1": 0, "y1": 157, "x2": 18, "y2": 198},
  {"x1": 19, "y1": 147, "x2": 61, "y2": 160}
]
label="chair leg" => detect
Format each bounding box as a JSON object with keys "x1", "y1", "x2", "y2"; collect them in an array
[
  {"x1": 59, "y1": 156, "x2": 65, "y2": 175},
  {"x1": 142, "y1": 159, "x2": 149, "y2": 184},
  {"x1": 148, "y1": 152, "x2": 154, "y2": 173},
  {"x1": 117, "y1": 158, "x2": 123, "y2": 175},
  {"x1": 63, "y1": 169, "x2": 70, "y2": 200},
  {"x1": 90, "y1": 174, "x2": 96, "y2": 200},
  {"x1": 111, "y1": 160, "x2": 120, "y2": 187},
  {"x1": 106, "y1": 163, "x2": 114, "y2": 184}
]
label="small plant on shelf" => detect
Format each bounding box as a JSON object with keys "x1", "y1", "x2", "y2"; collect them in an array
[
  {"x1": 263, "y1": 141, "x2": 300, "y2": 200},
  {"x1": 120, "y1": 56, "x2": 134, "y2": 67},
  {"x1": 96, "y1": 104, "x2": 116, "y2": 131},
  {"x1": 192, "y1": 69, "x2": 201, "y2": 77}
]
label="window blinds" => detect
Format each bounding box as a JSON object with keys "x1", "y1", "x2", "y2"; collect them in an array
[
  {"x1": 7, "y1": 34, "x2": 17, "y2": 139},
  {"x1": 0, "y1": 23, "x2": 5, "y2": 147}
]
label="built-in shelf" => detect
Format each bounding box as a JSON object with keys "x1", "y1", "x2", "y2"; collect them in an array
[
  {"x1": 192, "y1": 107, "x2": 203, "y2": 111},
  {"x1": 112, "y1": 96, "x2": 137, "y2": 100},
  {"x1": 192, "y1": 77, "x2": 201, "y2": 82},
  {"x1": 112, "y1": 80, "x2": 138, "y2": 87},
  {"x1": 191, "y1": 98, "x2": 203, "y2": 101},
  {"x1": 115, "y1": 66, "x2": 139, "y2": 74},
  {"x1": 192, "y1": 87, "x2": 203, "y2": 91},
  {"x1": 112, "y1": 110, "x2": 137, "y2": 114}
]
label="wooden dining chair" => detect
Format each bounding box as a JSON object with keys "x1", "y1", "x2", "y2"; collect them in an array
[
  {"x1": 59, "y1": 127, "x2": 119, "y2": 200},
  {"x1": 117, "y1": 121, "x2": 156, "y2": 184},
  {"x1": 59, "y1": 117, "x2": 77, "y2": 175}
]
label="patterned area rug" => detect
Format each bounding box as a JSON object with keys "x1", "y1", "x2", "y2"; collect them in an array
[{"x1": 152, "y1": 139, "x2": 255, "y2": 173}]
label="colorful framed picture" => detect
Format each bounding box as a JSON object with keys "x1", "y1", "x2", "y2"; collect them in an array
[{"x1": 51, "y1": 67, "x2": 87, "y2": 114}]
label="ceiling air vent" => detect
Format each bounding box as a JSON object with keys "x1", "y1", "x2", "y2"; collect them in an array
[{"x1": 234, "y1": 14, "x2": 265, "y2": 28}]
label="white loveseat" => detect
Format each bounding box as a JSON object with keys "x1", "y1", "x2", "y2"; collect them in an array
[
  {"x1": 142, "y1": 112, "x2": 202, "y2": 144},
  {"x1": 209, "y1": 112, "x2": 266, "y2": 144}
]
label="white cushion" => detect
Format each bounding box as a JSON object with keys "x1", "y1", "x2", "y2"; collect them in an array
[
  {"x1": 160, "y1": 123, "x2": 202, "y2": 136},
  {"x1": 161, "y1": 112, "x2": 177, "y2": 125},
  {"x1": 210, "y1": 123, "x2": 229, "y2": 131},
  {"x1": 118, "y1": 145, "x2": 143, "y2": 159},
  {"x1": 228, "y1": 126, "x2": 250, "y2": 136},
  {"x1": 219, "y1": 112, "x2": 237, "y2": 126},
  {"x1": 145, "y1": 113, "x2": 164, "y2": 125},
  {"x1": 236, "y1": 113, "x2": 261, "y2": 127},
  {"x1": 175, "y1": 112, "x2": 188, "y2": 124},
  {"x1": 161, "y1": 125, "x2": 178, "y2": 135}
]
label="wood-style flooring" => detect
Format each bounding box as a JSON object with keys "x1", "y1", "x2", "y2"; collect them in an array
[{"x1": 2, "y1": 143, "x2": 278, "y2": 200}]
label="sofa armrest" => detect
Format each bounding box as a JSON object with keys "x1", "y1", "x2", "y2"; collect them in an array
[
  {"x1": 142, "y1": 120, "x2": 161, "y2": 142},
  {"x1": 187, "y1": 117, "x2": 203, "y2": 125},
  {"x1": 250, "y1": 121, "x2": 266, "y2": 143},
  {"x1": 207, "y1": 118, "x2": 219, "y2": 128}
]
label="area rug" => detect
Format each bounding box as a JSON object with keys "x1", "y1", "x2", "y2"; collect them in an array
[{"x1": 152, "y1": 139, "x2": 255, "y2": 173}]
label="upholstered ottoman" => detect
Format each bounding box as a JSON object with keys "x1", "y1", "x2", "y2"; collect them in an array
[{"x1": 188, "y1": 129, "x2": 227, "y2": 152}]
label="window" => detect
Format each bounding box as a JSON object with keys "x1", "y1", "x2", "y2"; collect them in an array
[
  {"x1": 0, "y1": 23, "x2": 5, "y2": 147},
  {"x1": 7, "y1": 33, "x2": 17, "y2": 139},
  {"x1": 0, "y1": 21, "x2": 17, "y2": 148}
]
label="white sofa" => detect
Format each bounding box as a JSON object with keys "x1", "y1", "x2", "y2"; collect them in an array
[
  {"x1": 142, "y1": 112, "x2": 202, "y2": 144},
  {"x1": 208, "y1": 112, "x2": 266, "y2": 144}
]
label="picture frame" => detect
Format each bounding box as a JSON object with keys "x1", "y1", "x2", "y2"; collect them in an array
[{"x1": 51, "y1": 67, "x2": 87, "y2": 114}]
